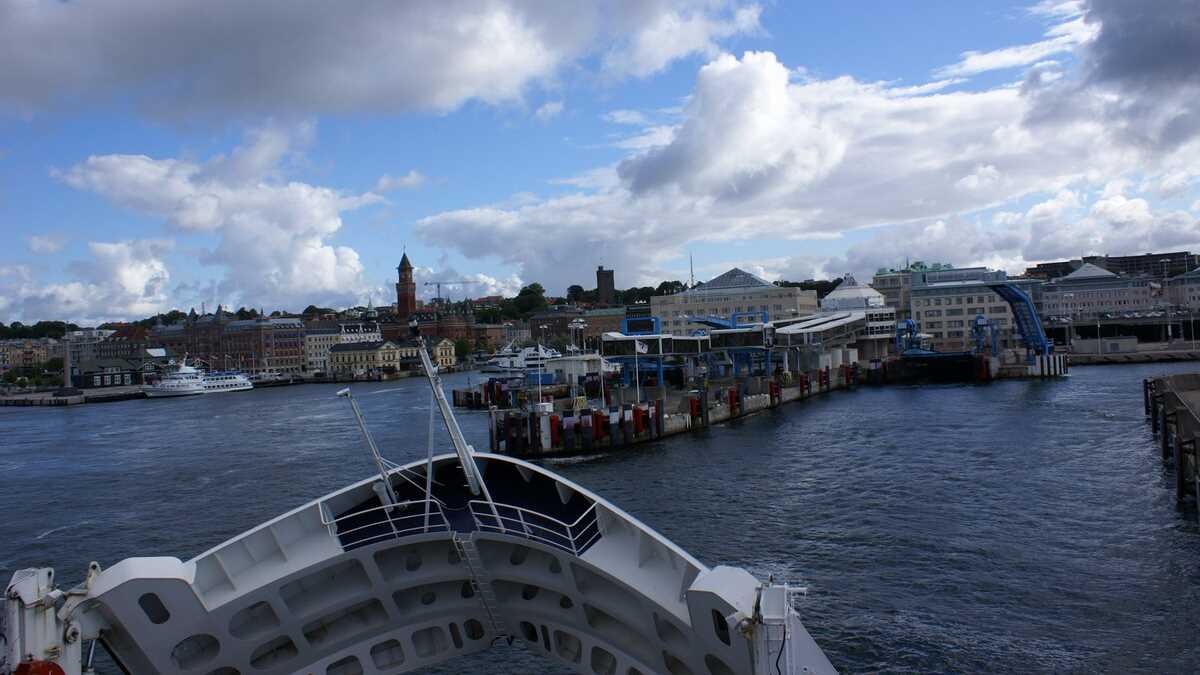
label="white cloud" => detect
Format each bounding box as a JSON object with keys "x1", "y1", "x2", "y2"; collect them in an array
[
  {"x1": 603, "y1": 109, "x2": 650, "y2": 125},
  {"x1": 933, "y1": 9, "x2": 1097, "y2": 78},
  {"x1": 535, "y1": 100, "x2": 564, "y2": 121},
  {"x1": 27, "y1": 234, "x2": 67, "y2": 254},
  {"x1": 56, "y1": 124, "x2": 379, "y2": 312},
  {"x1": 611, "y1": 125, "x2": 678, "y2": 150},
  {"x1": 419, "y1": 44, "x2": 1196, "y2": 291},
  {"x1": 602, "y1": 4, "x2": 762, "y2": 78},
  {"x1": 955, "y1": 164, "x2": 1002, "y2": 191},
  {"x1": 375, "y1": 170, "x2": 427, "y2": 192},
  {"x1": 1192, "y1": 200, "x2": 1200, "y2": 213},
  {"x1": 0, "y1": 1, "x2": 760, "y2": 120},
  {"x1": 3, "y1": 239, "x2": 174, "y2": 324},
  {"x1": 619, "y1": 51, "x2": 846, "y2": 200}
]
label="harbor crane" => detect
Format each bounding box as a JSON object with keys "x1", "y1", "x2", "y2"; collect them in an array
[{"x1": 423, "y1": 279, "x2": 481, "y2": 305}]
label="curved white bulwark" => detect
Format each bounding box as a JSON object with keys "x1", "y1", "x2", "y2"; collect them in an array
[{"x1": 3, "y1": 453, "x2": 836, "y2": 675}]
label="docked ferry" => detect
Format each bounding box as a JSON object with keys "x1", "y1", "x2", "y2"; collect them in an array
[
  {"x1": 141, "y1": 360, "x2": 206, "y2": 398},
  {"x1": 3, "y1": 337, "x2": 837, "y2": 675},
  {"x1": 203, "y1": 370, "x2": 254, "y2": 393},
  {"x1": 483, "y1": 341, "x2": 562, "y2": 373}
]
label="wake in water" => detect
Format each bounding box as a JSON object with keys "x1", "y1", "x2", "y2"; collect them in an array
[{"x1": 35, "y1": 520, "x2": 92, "y2": 540}]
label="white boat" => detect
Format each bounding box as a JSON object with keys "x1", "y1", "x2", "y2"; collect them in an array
[
  {"x1": 142, "y1": 360, "x2": 206, "y2": 398},
  {"x1": 203, "y1": 370, "x2": 254, "y2": 393},
  {"x1": 484, "y1": 341, "x2": 562, "y2": 373},
  {"x1": 249, "y1": 370, "x2": 293, "y2": 386},
  {"x1": 2, "y1": 337, "x2": 837, "y2": 675}
]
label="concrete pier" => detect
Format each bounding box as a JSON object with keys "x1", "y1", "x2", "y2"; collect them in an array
[
  {"x1": 1143, "y1": 374, "x2": 1200, "y2": 510},
  {"x1": 487, "y1": 366, "x2": 858, "y2": 457}
]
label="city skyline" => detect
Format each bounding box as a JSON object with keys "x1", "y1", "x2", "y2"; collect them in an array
[{"x1": 2, "y1": 1, "x2": 1199, "y2": 325}]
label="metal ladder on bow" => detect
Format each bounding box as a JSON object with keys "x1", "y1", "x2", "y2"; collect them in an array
[{"x1": 452, "y1": 532, "x2": 508, "y2": 639}]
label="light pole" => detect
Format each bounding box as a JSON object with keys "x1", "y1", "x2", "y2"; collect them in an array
[
  {"x1": 1062, "y1": 292, "x2": 1075, "y2": 351},
  {"x1": 537, "y1": 324, "x2": 549, "y2": 403}
]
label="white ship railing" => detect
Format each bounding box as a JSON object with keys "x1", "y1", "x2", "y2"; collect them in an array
[
  {"x1": 319, "y1": 498, "x2": 450, "y2": 548},
  {"x1": 468, "y1": 500, "x2": 602, "y2": 556}
]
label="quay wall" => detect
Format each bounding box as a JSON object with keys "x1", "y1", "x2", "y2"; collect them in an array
[{"x1": 1143, "y1": 373, "x2": 1200, "y2": 509}]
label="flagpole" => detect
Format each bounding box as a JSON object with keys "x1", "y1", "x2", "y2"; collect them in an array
[{"x1": 634, "y1": 350, "x2": 640, "y2": 402}]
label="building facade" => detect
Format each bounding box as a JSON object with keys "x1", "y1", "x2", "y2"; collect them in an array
[
  {"x1": 869, "y1": 269, "x2": 913, "y2": 323},
  {"x1": 649, "y1": 268, "x2": 819, "y2": 336},
  {"x1": 0, "y1": 338, "x2": 59, "y2": 371},
  {"x1": 909, "y1": 267, "x2": 1040, "y2": 352},
  {"x1": 819, "y1": 276, "x2": 897, "y2": 358},
  {"x1": 150, "y1": 312, "x2": 305, "y2": 374},
  {"x1": 330, "y1": 340, "x2": 403, "y2": 377},
  {"x1": 1040, "y1": 263, "x2": 1163, "y2": 319},
  {"x1": 304, "y1": 328, "x2": 340, "y2": 374},
  {"x1": 1025, "y1": 251, "x2": 1199, "y2": 280}
]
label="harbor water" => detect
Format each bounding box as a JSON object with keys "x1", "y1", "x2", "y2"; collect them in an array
[{"x1": 2, "y1": 364, "x2": 1199, "y2": 673}]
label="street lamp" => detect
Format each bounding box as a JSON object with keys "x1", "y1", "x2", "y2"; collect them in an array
[
  {"x1": 537, "y1": 324, "x2": 549, "y2": 403},
  {"x1": 1062, "y1": 292, "x2": 1075, "y2": 351}
]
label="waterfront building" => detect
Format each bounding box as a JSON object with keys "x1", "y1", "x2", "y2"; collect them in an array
[
  {"x1": 1025, "y1": 250, "x2": 1199, "y2": 280},
  {"x1": 431, "y1": 337, "x2": 457, "y2": 369},
  {"x1": 328, "y1": 337, "x2": 455, "y2": 376},
  {"x1": 471, "y1": 323, "x2": 508, "y2": 349},
  {"x1": 0, "y1": 337, "x2": 60, "y2": 370},
  {"x1": 150, "y1": 312, "x2": 305, "y2": 374},
  {"x1": 818, "y1": 276, "x2": 897, "y2": 359},
  {"x1": 528, "y1": 307, "x2": 585, "y2": 341},
  {"x1": 909, "y1": 267, "x2": 1039, "y2": 352},
  {"x1": 329, "y1": 340, "x2": 403, "y2": 377},
  {"x1": 1040, "y1": 263, "x2": 1163, "y2": 320},
  {"x1": 1168, "y1": 267, "x2": 1200, "y2": 311},
  {"x1": 303, "y1": 328, "x2": 340, "y2": 374},
  {"x1": 870, "y1": 268, "x2": 914, "y2": 323},
  {"x1": 649, "y1": 267, "x2": 818, "y2": 335},
  {"x1": 580, "y1": 307, "x2": 626, "y2": 347},
  {"x1": 63, "y1": 328, "x2": 116, "y2": 366},
  {"x1": 596, "y1": 265, "x2": 616, "y2": 305}
]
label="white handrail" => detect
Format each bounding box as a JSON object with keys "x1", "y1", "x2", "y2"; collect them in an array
[
  {"x1": 320, "y1": 499, "x2": 449, "y2": 547},
  {"x1": 467, "y1": 500, "x2": 601, "y2": 555}
]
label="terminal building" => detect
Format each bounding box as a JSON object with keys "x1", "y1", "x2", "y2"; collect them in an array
[
  {"x1": 1039, "y1": 263, "x2": 1163, "y2": 319},
  {"x1": 649, "y1": 268, "x2": 818, "y2": 335},
  {"x1": 909, "y1": 267, "x2": 1038, "y2": 353}
]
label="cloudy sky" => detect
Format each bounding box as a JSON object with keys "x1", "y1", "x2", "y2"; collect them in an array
[{"x1": 1, "y1": 0, "x2": 1198, "y2": 324}]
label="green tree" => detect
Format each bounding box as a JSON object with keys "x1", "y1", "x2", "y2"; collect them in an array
[
  {"x1": 566, "y1": 284, "x2": 584, "y2": 303},
  {"x1": 655, "y1": 280, "x2": 687, "y2": 296},
  {"x1": 453, "y1": 339, "x2": 471, "y2": 359},
  {"x1": 512, "y1": 283, "x2": 548, "y2": 316}
]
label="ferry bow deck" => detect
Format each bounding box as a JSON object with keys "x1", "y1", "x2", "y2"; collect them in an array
[{"x1": 2, "y1": 453, "x2": 836, "y2": 675}]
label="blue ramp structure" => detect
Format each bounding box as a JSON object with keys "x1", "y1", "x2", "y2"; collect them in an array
[{"x1": 986, "y1": 282, "x2": 1053, "y2": 356}]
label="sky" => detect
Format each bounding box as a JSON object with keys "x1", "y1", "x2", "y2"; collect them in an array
[{"x1": 1, "y1": 0, "x2": 1199, "y2": 325}]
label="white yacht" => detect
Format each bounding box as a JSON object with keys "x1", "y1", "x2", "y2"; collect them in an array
[
  {"x1": 141, "y1": 360, "x2": 206, "y2": 398},
  {"x1": 2, "y1": 338, "x2": 837, "y2": 675},
  {"x1": 484, "y1": 341, "x2": 563, "y2": 374},
  {"x1": 203, "y1": 370, "x2": 254, "y2": 393}
]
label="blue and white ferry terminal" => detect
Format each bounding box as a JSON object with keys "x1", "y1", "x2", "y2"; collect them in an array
[{"x1": 3, "y1": 337, "x2": 836, "y2": 675}]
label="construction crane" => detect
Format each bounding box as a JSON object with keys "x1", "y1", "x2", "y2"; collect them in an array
[{"x1": 423, "y1": 279, "x2": 481, "y2": 306}]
